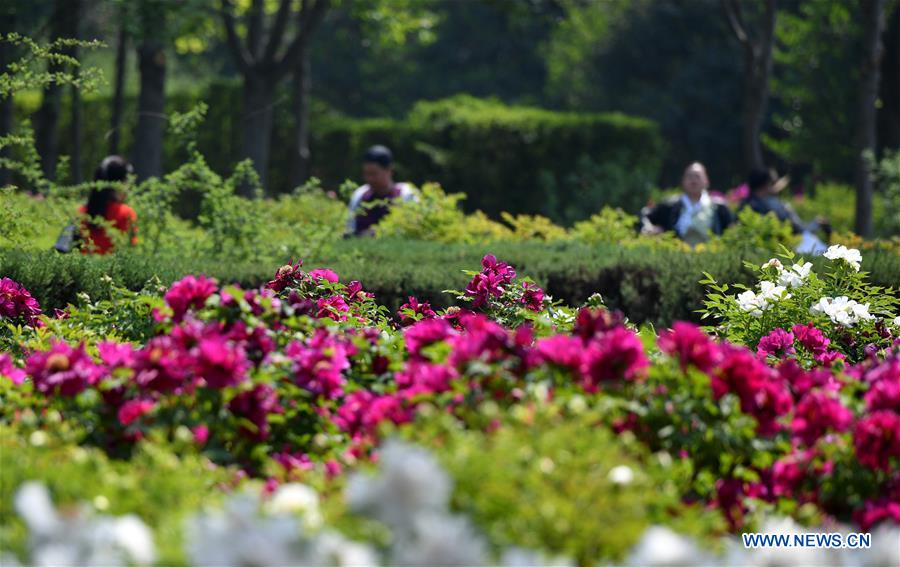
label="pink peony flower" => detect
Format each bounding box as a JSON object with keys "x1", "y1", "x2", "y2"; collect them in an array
[
  {"x1": 465, "y1": 271, "x2": 506, "y2": 309},
  {"x1": 192, "y1": 425, "x2": 209, "y2": 446},
  {"x1": 520, "y1": 282, "x2": 545, "y2": 311},
  {"x1": 854, "y1": 490, "x2": 900, "y2": 531},
  {"x1": 853, "y1": 411, "x2": 900, "y2": 471},
  {"x1": 658, "y1": 321, "x2": 721, "y2": 373},
  {"x1": 573, "y1": 308, "x2": 625, "y2": 343},
  {"x1": 791, "y1": 390, "x2": 853, "y2": 445},
  {"x1": 529, "y1": 335, "x2": 584, "y2": 371},
  {"x1": 285, "y1": 329, "x2": 350, "y2": 399},
  {"x1": 308, "y1": 268, "x2": 339, "y2": 283},
  {"x1": 580, "y1": 327, "x2": 649, "y2": 391},
  {"x1": 770, "y1": 452, "x2": 809, "y2": 498},
  {"x1": 481, "y1": 254, "x2": 516, "y2": 282},
  {"x1": 193, "y1": 334, "x2": 249, "y2": 389},
  {"x1": 396, "y1": 360, "x2": 456, "y2": 397},
  {"x1": 97, "y1": 341, "x2": 136, "y2": 369},
  {"x1": 404, "y1": 318, "x2": 455, "y2": 357},
  {"x1": 267, "y1": 260, "x2": 304, "y2": 292},
  {"x1": 316, "y1": 295, "x2": 349, "y2": 321},
  {"x1": 398, "y1": 296, "x2": 437, "y2": 326},
  {"x1": 447, "y1": 314, "x2": 513, "y2": 367},
  {"x1": 714, "y1": 345, "x2": 793, "y2": 436},
  {"x1": 228, "y1": 383, "x2": 283, "y2": 440},
  {"x1": 345, "y1": 280, "x2": 373, "y2": 302},
  {"x1": 334, "y1": 390, "x2": 411, "y2": 440},
  {"x1": 791, "y1": 323, "x2": 830, "y2": 355},
  {"x1": 117, "y1": 398, "x2": 155, "y2": 426},
  {"x1": 0, "y1": 277, "x2": 42, "y2": 326},
  {"x1": 0, "y1": 353, "x2": 25, "y2": 385},
  {"x1": 25, "y1": 341, "x2": 104, "y2": 396},
  {"x1": 165, "y1": 275, "x2": 218, "y2": 322},
  {"x1": 757, "y1": 328, "x2": 795, "y2": 359},
  {"x1": 863, "y1": 356, "x2": 900, "y2": 412},
  {"x1": 814, "y1": 350, "x2": 845, "y2": 367},
  {"x1": 134, "y1": 336, "x2": 192, "y2": 393}
]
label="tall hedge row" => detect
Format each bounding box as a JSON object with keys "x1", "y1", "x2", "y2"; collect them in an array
[
  {"x1": 4, "y1": 241, "x2": 898, "y2": 328},
  {"x1": 13, "y1": 89, "x2": 662, "y2": 221}
]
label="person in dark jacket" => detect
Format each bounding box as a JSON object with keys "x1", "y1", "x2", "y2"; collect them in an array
[
  {"x1": 739, "y1": 168, "x2": 829, "y2": 236},
  {"x1": 642, "y1": 162, "x2": 734, "y2": 246}
]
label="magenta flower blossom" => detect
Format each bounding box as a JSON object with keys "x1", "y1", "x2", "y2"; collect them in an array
[
  {"x1": 267, "y1": 260, "x2": 304, "y2": 292},
  {"x1": 448, "y1": 314, "x2": 513, "y2": 367},
  {"x1": 404, "y1": 318, "x2": 454, "y2": 357},
  {"x1": 193, "y1": 334, "x2": 249, "y2": 389},
  {"x1": 228, "y1": 383, "x2": 283, "y2": 440},
  {"x1": 465, "y1": 271, "x2": 507, "y2": 308},
  {"x1": 0, "y1": 277, "x2": 42, "y2": 326},
  {"x1": 580, "y1": 327, "x2": 648, "y2": 391},
  {"x1": 770, "y1": 453, "x2": 808, "y2": 498},
  {"x1": 0, "y1": 353, "x2": 25, "y2": 385},
  {"x1": 573, "y1": 308, "x2": 625, "y2": 343},
  {"x1": 165, "y1": 275, "x2": 218, "y2": 322},
  {"x1": 117, "y1": 399, "x2": 155, "y2": 426},
  {"x1": 398, "y1": 296, "x2": 437, "y2": 326},
  {"x1": 345, "y1": 280, "x2": 373, "y2": 302},
  {"x1": 134, "y1": 336, "x2": 192, "y2": 393},
  {"x1": 813, "y1": 350, "x2": 846, "y2": 367},
  {"x1": 97, "y1": 341, "x2": 136, "y2": 369},
  {"x1": 853, "y1": 411, "x2": 900, "y2": 471},
  {"x1": 854, "y1": 492, "x2": 900, "y2": 531},
  {"x1": 777, "y1": 359, "x2": 840, "y2": 396},
  {"x1": 520, "y1": 282, "x2": 545, "y2": 311},
  {"x1": 25, "y1": 341, "x2": 104, "y2": 397},
  {"x1": 334, "y1": 390, "x2": 410, "y2": 440},
  {"x1": 308, "y1": 268, "x2": 339, "y2": 283},
  {"x1": 792, "y1": 323, "x2": 830, "y2": 355},
  {"x1": 714, "y1": 345, "x2": 793, "y2": 435},
  {"x1": 862, "y1": 355, "x2": 900, "y2": 412},
  {"x1": 481, "y1": 255, "x2": 516, "y2": 282},
  {"x1": 529, "y1": 335, "x2": 584, "y2": 371},
  {"x1": 191, "y1": 425, "x2": 209, "y2": 446},
  {"x1": 285, "y1": 329, "x2": 350, "y2": 399},
  {"x1": 396, "y1": 360, "x2": 456, "y2": 397},
  {"x1": 791, "y1": 390, "x2": 853, "y2": 445},
  {"x1": 316, "y1": 295, "x2": 349, "y2": 321},
  {"x1": 658, "y1": 321, "x2": 721, "y2": 373},
  {"x1": 756, "y1": 328, "x2": 795, "y2": 359}
]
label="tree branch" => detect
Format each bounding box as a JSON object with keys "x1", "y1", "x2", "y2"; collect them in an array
[
  {"x1": 220, "y1": 0, "x2": 252, "y2": 73},
  {"x1": 722, "y1": 0, "x2": 749, "y2": 45},
  {"x1": 262, "y1": 0, "x2": 294, "y2": 64},
  {"x1": 274, "y1": 0, "x2": 330, "y2": 78}
]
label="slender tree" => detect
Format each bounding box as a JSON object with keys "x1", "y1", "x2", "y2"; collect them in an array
[
  {"x1": 221, "y1": 0, "x2": 330, "y2": 195},
  {"x1": 722, "y1": 0, "x2": 777, "y2": 172},
  {"x1": 109, "y1": 10, "x2": 128, "y2": 156},
  {"x1": 855, "y1": 0, "x2": 888, "y2": 237},
  {"x1": 132, "y1": 1, "x2": 167, "y2": 181},
  {"x1": 291, "y1": 48, "x2": 312, "y2": 187},
  {"x1": 35, "y1": 0, "x2": 81, "y2": 181},
  {"x1": 0, "y1": 6, "x2": 16, "y2": 187}
]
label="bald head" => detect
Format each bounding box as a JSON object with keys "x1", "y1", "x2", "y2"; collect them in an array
[{"x1": 681, "y1": 162, "x2": 709, "y2": 202}]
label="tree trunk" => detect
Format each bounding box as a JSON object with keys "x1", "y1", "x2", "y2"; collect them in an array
[
  {"x1": 291, "y1": 47, "x2": 312, "y2": 188},
  {"x1": 742, "y1": 65, "x2": 768, "y2": 171},
  {"x1": 0, "y1": 7, "x2": 15, "y2": 187},
  {"x1": 133, "y1": 40, "x2": 167, "y2": 180},
  {"x1": 109, "y1": 20, "x2": 128, "y2": 156},
  {"x1": 854, "y1": 0, "x2": 886, "y2": 237},
  {"x1": 878, "y1": 6, "x2": 900, "y2": 152},
  {"x1": 240, "y1": 72, "x2": 275, "y2": 195}
]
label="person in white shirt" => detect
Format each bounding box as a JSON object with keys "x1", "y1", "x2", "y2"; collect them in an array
[
  {"x1": 642, "y1": 162, "x2": 734, "y2": 246},
  {"x1": 345, "y1": 145, "x2": 417, "y2": 237}
]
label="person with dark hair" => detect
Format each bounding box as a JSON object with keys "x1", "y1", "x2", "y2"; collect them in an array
[
  {"x1": 346, "y1": 145, "x2": 417, "y2": 237},
  {"x1": 641, "y1": 162, "x2": 734, "y2": 246},
  {"x1": 77, "y1": 155, "x2": 138, "y2": 254},
  {"x1": 739, "y1": 168, "x2": 827, "y2": 235}
]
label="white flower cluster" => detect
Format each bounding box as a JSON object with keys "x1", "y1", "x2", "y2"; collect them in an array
[
  {"x1": 3, "y1": 482, "x2": 156, "y2": 567},
  {"x1": 184, "y1": 483, "x2": 376, "y2": 567},
  {"x1": 810, "y1": 296, "x2": 875, "y2": 327},
  {"x1": 624, "y1": 517, "x2": 899, "y2": 567},
  {"x1": 736, "y1": 281, "x2": 792, "y2": 317},
  {"x1": 894, "y1": 316, "x2": 900, "y2": 328},
  {"x1": 762, "y1": 258, "x2": 814, "y2": 288},
  {"x1": 824, "y1": 245, "x2": 863, "y2": 272}
]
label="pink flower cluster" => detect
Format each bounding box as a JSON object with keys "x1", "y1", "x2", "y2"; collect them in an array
[
  {"x1": 757, "y1": 324, "x2": 845, "y2": 367},
  {"x1": 397, "y1": 296, "x2": 437, "y2": 326},
  {"x1": 0, "y1": 277, "x2": 42, "y2": 326},
  {"x1": 465, "y1": 255, "x2": 517, "y2": 308}
]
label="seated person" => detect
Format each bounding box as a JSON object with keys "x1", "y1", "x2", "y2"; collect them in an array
[
  {"x1": 642, "y1": 162, "x2": 734, "y2": 246},
  {"x1": 739, "y1": 168, "x2": 828, "y2": 235},
  {"x1": 78, "y1": 155, "x2": 138, "y2": 254},
  {"x1": 346, "y1": 145, "x2": 417, "y2": 237}
]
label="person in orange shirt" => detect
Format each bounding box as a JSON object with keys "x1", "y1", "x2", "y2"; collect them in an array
[{"x1": 78, "y1": 155, "x2": 138, "y2": 254}]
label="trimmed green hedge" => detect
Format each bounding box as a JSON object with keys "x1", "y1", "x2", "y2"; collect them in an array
[
  {"x1": 4, "y1": 241, "x2": 898, "y2": 327},
  {"x1": 313, "y1": 96, "x2": 664, "y2": 220},
  {"x1": 14, "y1": 90, "x2": 661, "y2": 222}
]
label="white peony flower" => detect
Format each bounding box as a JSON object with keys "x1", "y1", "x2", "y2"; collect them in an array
[
  {"x1": 608, "y1": 465, "x2": 634, "y2": 486},
  {"x1": 625, "y1": 526, "x2": 710, "y2": 566},
  {"x1": 894, "y1": 316, "x2": 900, "y2": 328},
  {"x1": 266, "y1": 483, "x2": 322, "y2": 530},
  {"x1": 810, "y1": 296, "x2": 874, "y2": 327},
  {"x1": 391, "y1": 512, "x2": 488, "y2": 567},
  {"x1": 824, "y1": 245, "x2": 862, "y2": 271},
  {"x1": 761, "y1": 258, "x2": 783, "y2": 270},
  {"x1": 777, "y1": 262, "x2": 813, "y2": 288},
  {"x1": 346, "y1": 439, "x2": 451, "y2": 529},
  {"x1": 737, "y1": 290, "x2": 766, "y2": 318},
  {"x1": 737, "y1": 282, "x2": 790, "y2": 317}
]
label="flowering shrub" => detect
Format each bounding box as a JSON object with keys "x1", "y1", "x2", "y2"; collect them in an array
[
  {"x1": 0, "y1": 252, "x2": 898, "y2": 558},
  {"x1": 702, "y1": 246, "x2": 899, "y2": 364}
]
